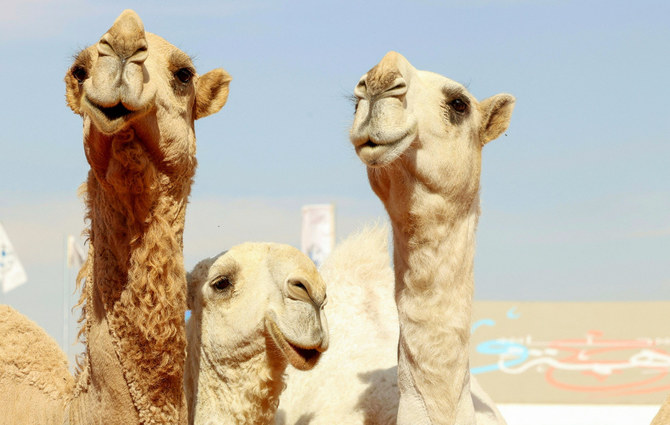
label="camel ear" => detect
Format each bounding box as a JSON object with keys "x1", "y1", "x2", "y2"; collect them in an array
[
  {"x1": 186, "y1": 257, "x2": 215, "y2": 310},
  {"x1": 195, "y1": 68, "x2": 232, "y2": 120},
  {"x1": 479, "y1": 94, "x2": 515, "y2": 146},
  {"x1": 65, "y1": 71, "x2": 83, "y2": 115},
  {"x1": 185, "y1": 269, "x2": 199, "y2": 311}
]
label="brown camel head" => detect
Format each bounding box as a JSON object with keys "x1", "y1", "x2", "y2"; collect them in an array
[{"x1": 65, "y1": 9, "x2": 231, "y2": 181}]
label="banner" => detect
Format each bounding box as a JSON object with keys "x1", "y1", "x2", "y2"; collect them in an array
[
  {"x1": 471, "y1": 301, "x2": 670, "y2": 404},
  {"x1": 301, "y1": 204, "x2": 335, "y2": 267},
  {"x1": 0, "y1": 222, "x2": 27, "y2": 293}
]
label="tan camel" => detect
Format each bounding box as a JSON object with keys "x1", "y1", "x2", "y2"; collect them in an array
[
  {"x1": 185, "y1": 243, "x2": 329, "y2": 425},
  {"x1": 651, "y1": 399, "x2": 670, "y2": 424},
  {"x1": 0, "y1": 10, "x2": 230, "y2": 425},
  {"x1": 350, "y1": 51, "x2": 515, "y2": 425}
]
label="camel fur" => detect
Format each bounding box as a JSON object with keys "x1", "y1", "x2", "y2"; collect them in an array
[
  {"x1": 349, "y1": 51, "x2": 514, "y2": 425},
  {"x1": 278, "y1": 226, "x2": 504, "y2": 425},
  {"x1": 185, "y1": 243, "x2": 329, "y2": 425},
  {"x1": 651, "y1": 398, "x2": 670, "y2": 425},
  {"x1": 0, "y1": 9, "x2": 230, "y2": 425}
]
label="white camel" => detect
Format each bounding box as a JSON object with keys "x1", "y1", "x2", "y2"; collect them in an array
[
  {"x1": 279, "y1": 52, "x2": 514, "y2": 425},
  {"x1": 185, "y1": 243, "x2": 329, "y2": 425},
  {"x1": 278, "y1": 226, "x2": 504, "y2": 425}
]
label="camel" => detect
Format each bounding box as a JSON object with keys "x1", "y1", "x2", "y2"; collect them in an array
[
  {"x1": 184, "y1": 243, "x2": 329, "y2": 425},
  {"x1": 350, "y1": 51, "x2": 514, "y2": 425},
  {"x1": 279, "y1": 52, "x2": 514, "y2": 425},
  {"x1": 277, "y1": 225, "x2": 399, "y2": 425},
  {"x1": 651, "y1": 399, "x2": 670, "y2": 424},
  {"x1": 0, "y1": 9, "x2": 230, "y2": 425}
]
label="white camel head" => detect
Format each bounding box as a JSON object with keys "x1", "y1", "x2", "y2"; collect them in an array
[
  {"x1": 185, "y1": 243, "x2": 329, "y2": 424},
  {"x1": 187, "y1": 243, "x2": 329, "y2": 371},
  {"x1": 64, "y1": 9, "x2": 231, "y2": 180},
  {"x1": 350, "y1": 51, "x2": 515, "y2": 207}
]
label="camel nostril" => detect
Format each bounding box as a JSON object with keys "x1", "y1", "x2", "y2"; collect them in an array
[
  {"x1": 290, "y1": 279, "x2": 308, "y2": 293},
  {"x1": 287, "y1": 278, "x2": 313, "y2": 303}
]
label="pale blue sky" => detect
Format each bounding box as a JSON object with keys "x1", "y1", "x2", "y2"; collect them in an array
[{"x1": 1, "y1": 0, "x2": 668, "y2": 352}]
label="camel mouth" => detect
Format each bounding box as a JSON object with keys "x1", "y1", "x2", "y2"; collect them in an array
[
  {"x1": 266, "y1": 319, "x2": 323, "y2": 371},
  {"x1": 355, "y1": 132, "x2": 415, "y2": 168},
  {"x1": 97, "y1": 103, "x2": 133, "y2": 121},
  {"x1": 81, "y1": 96, "x2": 149, "y2": 134}
]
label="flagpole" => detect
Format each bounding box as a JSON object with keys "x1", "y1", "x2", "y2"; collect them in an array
[{"x1": 63, "y1": 236, "x2": 69, "y2": 359}]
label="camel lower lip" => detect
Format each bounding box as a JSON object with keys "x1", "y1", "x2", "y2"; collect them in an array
[
  {"x1": 287, "y1": 341, "x2": 320, "y2": 363},
  {"x1": 267, "y1": 319, "x2": 322, "y2": 370}
]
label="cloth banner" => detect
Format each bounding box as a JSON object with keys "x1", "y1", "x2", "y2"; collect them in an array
[
  {"x1": 301, "y1": 204, "x2": 335, "y2": 267},
  {"x1": 0, "y1": 222, "x2": 27, "y2": 293}
]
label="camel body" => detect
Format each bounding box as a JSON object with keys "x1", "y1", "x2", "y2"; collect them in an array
[{"x1": 279, "y1": 226, "x2": 504, "y2": 425}]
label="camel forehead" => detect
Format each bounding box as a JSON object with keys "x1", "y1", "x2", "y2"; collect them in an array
[
  {"x1": 221, "y1": 243, "x2": 322, "y2": 286},
  {"x1": 145, "y1": 33, "x2": 190, "y2": 60},
  {"x1": 416, "y1": 70, "x2": 475, "y2": 100}
]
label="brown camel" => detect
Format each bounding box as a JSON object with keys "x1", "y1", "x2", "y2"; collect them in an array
[{"x1": 0, "y1": 9, "x2": 230, "y2": 425}]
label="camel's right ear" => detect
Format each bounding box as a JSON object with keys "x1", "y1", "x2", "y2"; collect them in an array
[{"x1": 195, "y1": 68, "x2": 232, "y2": 120}]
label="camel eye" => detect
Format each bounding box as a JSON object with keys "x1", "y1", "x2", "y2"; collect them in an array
[
  {"x1": 450, "y1": 98, "x2": 468, "y2": 113},
  {"x1": 212, "y1": 276, "x2": 232, "y2": 291},
  {"x1": 71, "y1": 66, "x2": 88, "y2": 83},
  {"x1": 175, "y1": 68, "x2": 193, "y2": 84}
]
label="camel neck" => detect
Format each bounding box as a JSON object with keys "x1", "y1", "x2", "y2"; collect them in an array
[
  {"x1": 186, "y1": 322, "x2": 285, "y2": 425},
  {"x1": 74, "y1": 132, "x2": 190, "y2": 425},
  {"x1": 389, "y1": 186, "x2": 479, "y2": 425}
]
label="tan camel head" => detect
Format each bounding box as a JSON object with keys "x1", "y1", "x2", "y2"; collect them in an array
[
  {"x1": 187, "y1": 243, "x2": 329, "y2": 371},
  {"x1": 65, "y1": 9, "x2": 231, "y2": 177},
  {"x1": 350, "y1": 51, "x2": 514, "y2": 200}
]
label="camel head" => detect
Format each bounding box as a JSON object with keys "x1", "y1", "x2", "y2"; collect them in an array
[
  {"x1": 187, "y1": 243, "x2": 329, "y2": 372},
  {"x1": 350, "y1": 51, "x2": 515, "y2": 204},
  {"x1": 65, "y1": 9, "x2": 231, "y2": 180}
]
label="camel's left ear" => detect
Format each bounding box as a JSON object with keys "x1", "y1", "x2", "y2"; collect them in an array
[
  {"x1": 186, "y1": 257, "x2": 215, "y2": 309},
  {"x1": 479, "y1": 94, "x2": 515, "y2": 146},
  {"x1": 195, "y1": 68, "x2": 232, "y2": 120}
]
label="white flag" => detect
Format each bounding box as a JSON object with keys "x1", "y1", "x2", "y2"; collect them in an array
[
  {"x1": 0, "y1": 223, "x2": 27, "y2": 293},
  {"x1": 301, "y1": 204, "x2": 335, "y2": 267},
  {"x1": 67, "y1": 235, "x2": 85, "y2": 269}
]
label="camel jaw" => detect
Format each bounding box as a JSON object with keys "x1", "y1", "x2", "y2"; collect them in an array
[{"x1": 265, "y1": 318, "x2": 324, "y2": 371}]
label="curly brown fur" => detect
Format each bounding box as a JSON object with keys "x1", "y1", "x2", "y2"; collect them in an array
[{"x1": 72, "y1": 131, "x2": 192, "y2": 423}]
